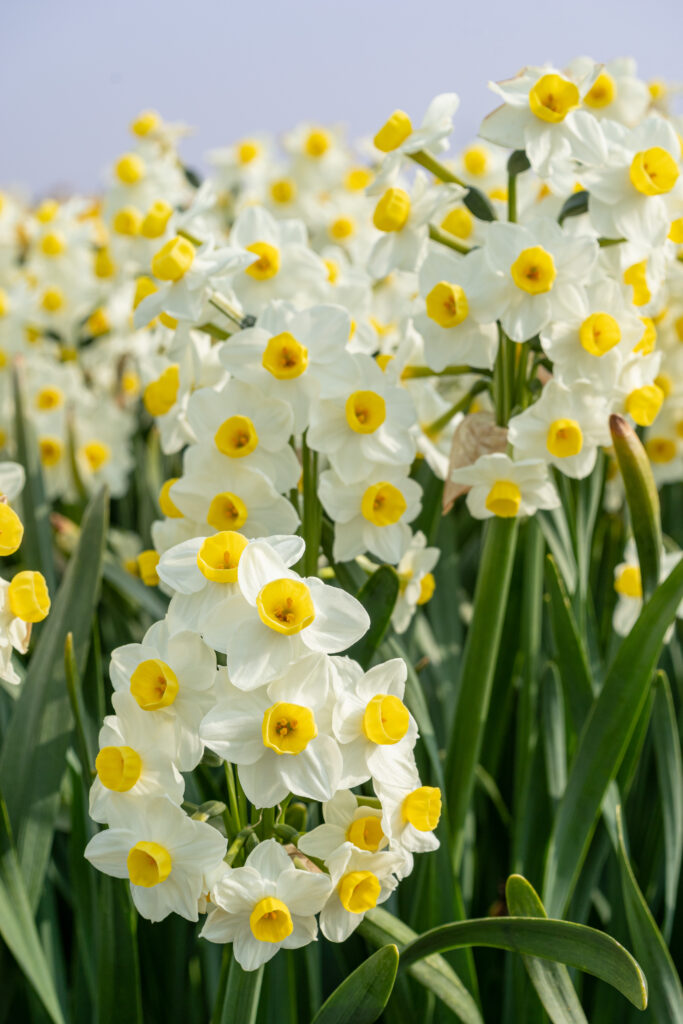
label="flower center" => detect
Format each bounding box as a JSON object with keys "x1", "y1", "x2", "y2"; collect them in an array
[
  {"x1": 262, "y1": 332, "x2": 309, "y2": 380},
  {"x1": 207, "y1": 491, "x2": 248, "y2": 531},
  {"x1": 402, "y1": 786, "x2": 442, "y2": 831},
  {"x1": 143, "y1": 364, "x2": 180, "y2": 417},
  {"x1": 425, "y1": 281, "x2": 469, "y2": 328},
  {"x1": 373, "y1": 188, "x2": 411, "y2": 232},
  {"x1": 262, "y1": 701, "x2": 317, "y2": 754},
  {"x1": 249, "y1": 897, "x2": 293, "y2": 942},
  {"x1": 39, "y1": 436, "x2": 63, "y2": 467},
  {"x1": 362, "y1": 694, "x2": 410, "y2": 745},
  {"x1": 510, "y1": 246, "x2": 556, "y2": 294},
  {"x1": 245, "y1": 241, "x2": 280, "y2": 280},
  {"x1": 629, "y1": 147, "x2": 679, "y2": 196},
  {"x1": 625, "y1": 385, "x2": 664, "y2": 427},
  {"x1": 8, "y1": 570, "x2": 50, "y2": 622},
  {"x1": 374, "y1": 110, "x2": 413, "y2": 152},
  {"x1": 361, "y1": 482, "x2": 407, "y2": 526},
  {"x1": 35, "y1": 386, "x2": 63, "y2": 411},
  {"x1": 546, "y1": 418, "x2": 583, "y2": 458},
  {"x1": 81, "y1": 441, "x2": 111, "y2": 472},
  {"x1": 463, "y1": 145, "x2": 488, "y2": 175},
  {"x1": 346, "y1": 815, "x2": 385, "y2": 852},
  {"x1": 127, "y1": 842, "x2": 171, "y2": 887},
  {"x1": 579, "y1": 312, "x2": 621, "y2": 356},
  {"x1": 485, "y1": 481, "x2": 522, "y2": 518},
  {"x1": 417, "y1": 573, "x2": 436, "y2": 605},
  {"x1": 158, "y1": 478, "x2": 183, "y2": 518},
  {"x1": 129, "y1": 658, "x2": 179, "y2": 710},
  {"x1": 584, "y1": 71, "x2": 616, "y2": 108},
  {"x1": 345, "y1": 390, "x2": 387, "y2": 434},
  {"x1": 615, "y1": 566, "x2": 642, "y2": 598},
  {"x1": 197, "y1": 531, "x2": 248, "y2": 582},
  {"x1": 528, "y1": 73, "x2": 579, "y2": 123},
  {"x1": 646, "y1": 437, "x2": 676, "y2": 463},
  {"x1": 238, "y1": 139, "x2": 260, "y2": 164},
  {"x1": 151, "y1": 236, "x2": 195, "y2": 282},
  {"x1": 96, "y1": 745, "x2": 142, "y2": 792},
  {"x1": 305, "y1": 130, "x2": 330, "y2": 157},
  {"x1": 441, "y1": 207, "x2": 474, "y2": 239},
  {"x1": 214, "y1": 414, "x2": 259, "y2": 457},
  {"x1": 256, "y1": 579, "x2": 315, "y2": 635},
  {"x1": 338, "y1": 871, "x2": 381, "y2": 914}
]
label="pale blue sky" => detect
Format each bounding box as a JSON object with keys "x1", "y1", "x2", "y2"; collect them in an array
[{"x1": 1, "y1": 0, "x2": 682, "y2": 195}]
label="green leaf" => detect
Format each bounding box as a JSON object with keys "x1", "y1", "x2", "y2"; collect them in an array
[
  {"x1": 446, "y1": 517, "x2": 518, "y2": 867},
  {"x1": 103, "y1": 555, "x2": 169, "y2": 619},
  {"x1": 544, "y1": 555, "x2": 594, "y2": 732},
  {"x1": 12, "y1": 368, "x2": 56, "y2": 591},
  {"x1": 651, "y1": 672, "x2": 683, "y2": 941},
  {"x1": 399, "y1": 915, "x2": 647, "y2": 1011},
  {"x1": 0, "y1": 487, "x2": 109, "y2": 908},
  {"x1": 96, "y1": 875, "x2": 143, "y2": 1024},
  {"x1": 505, "y1": 875, "x2": 588, "y2": 1024},
  {"x1": 311, "y1": 945, "x2": 398, "y2": 1024},
  {"x1": 218, "y1": 959, "x2": 263, "y2": 1024},
  {"x1": 610, "y1": 413, "x2": 661, "y2": 600},
  {"x1": 0, "y1": 793, "x2": 65, "y2": 1024},
  {"x1": 558, "y1": 190, "x2": 588, "y2": 225},
  {"x1": 360, "y1": 907, "x2": 483, "y2": 1024},
  {"x1": 346, "y1": 565, "x2": 399, "y2": 669},
  {"x1": 540, "y1": 664, "x2": 567, "y2": 803},
  {"x1": 542, "y1": 557, "x2": 683, "y2": 917},
  {"x1": 616, "y1": 806, "x2": 682, "y2": 1023}
]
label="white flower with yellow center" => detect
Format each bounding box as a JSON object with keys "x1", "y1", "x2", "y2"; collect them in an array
[
  {"x1": 452, "y1": 140, "x2": 508, "y2": 193},
  {"x1": 392, "y1": 531, "x2": 440, "y2": 634},
  {"x1": 318, "y1": 842, "x2": 401, "y2": 942},
  {"x1": 614, "y1": 351, "x2": 665, "y2": 428},
  {"x1": 612, "y1": 539, "x2": 683, "y2": 638},
  {"x1": 367, "y1": 173, "x2": 464, "y2": 279},
  {"x1": 201, "y1": 839, "x2": 332, "y2": 971},
  {"x1": 282, "y1": 122, "x2": 348, "y2": 188},
  {"x1": 374, "y1": 758, "x2": 442, "y2": 862},
  {"x1": 84, "y1": 796, "x2": 227, "y2": 923},
  {"x1": 185, "y1": 380, "x2": 299, "y2": 492},
  {"x1": 643, "y1": 404, "x2": 683, "y2": 486},
  {"x1": 0, "y1": 578, "x2": 33, "y2": 687},
  {"x1": 133, "y1": 235, "x2": 254, "y2": 328},
  {"x1": 110, "y1": 621, "x2": 217, "y2": 770},
  {"x1": 89, "y1": 690, "x2": 184, "y2": 825},
  {"x1": 370, "y1": 93, "x2": 460, "y2": 190},
  {"x1": 471, "y1": 221, "x2": 598, "y2": 342},
  {"x1": 481, "y1": 63, "x2": 607, "y2": 192},
  {"x1": 208, "y1": 135, "x2": 273, "y2": 192},
  {"x1": 159, "y1": 532, "x2": 303, "y2": 640},
  {"x1": 73, "y1": 401, "x2": 134, "y2": 498},
  {"x1": 319, "y1": 466, "x2": 422, "y2": 564},
  {"x1": 200, "y1": 670, "x2": 342, "y2": 805},
  {"x1": 307, "y1": 353, "x2": 416, "y2": 483},
  {"x1": 582, "y1": 116, "x2": 682, "y2": 249},
  {"x1": 450, "y1": 453, "x2": 560, "y2": 520},
  {"x1": 567, "y1": 57, "x2": 650, "y2": 127},
  {"x1": 220, "y1": 301, "x2": 357, "y2": 431},
  {"x1": 169, "y1": 452, "x2": 300, "y2": 542},
  {"x1": 540, "y1": 278, "x2": 646, "y2": 391},
  {"x1": 202, "y1": 538, "x2": 369, "y2": 689},
  {"x1": 229, "y1": 206, "x2": 328, "y2": 313},
  {"x1": 298, "y1": 789, "x2": 388, "y2": 862},
  {"x1": 508, "y1": 379, "x2": 611, "y2": 479},
  {"x1": 413, "y1": 246, "x2": 499, "y2": 371},
  {"x1": 331, "y1": 657, "x2": 418, "y2": 786}
]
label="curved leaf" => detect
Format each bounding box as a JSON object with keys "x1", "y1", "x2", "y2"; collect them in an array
[
  {"x1": 347, "y1": 565, "x2": 399, "y2": 669},
  {"x1": 610, "y1": 414, "x2": 661, "y2": 600},
  {"x1": 542, "y1": 557, "x2": 683, "y2": 917},
  {"x1": 505, "y1": 875, "x2": 587, "y2": 1024},
  {"x1": 651, "y1": 671, "x2": 682, "y2": 941},
  {"x1": 399, "y1": 915, "x2": 647, "y2": 1010},
  {"x1": 218, "y1": 959, "x2": 263, "y2": 1024},
  {"x1": 311, "y1": 945, "x2": 398, "y2": 1024}
]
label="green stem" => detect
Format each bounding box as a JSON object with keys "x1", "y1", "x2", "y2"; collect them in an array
[
  {"x1": 507, "y1": 172, "x2": 518, "y2": 224},
  {"x1": 493, "y1": 326, "x2": 509, "y2": 426},
  {"x1": 445, "y1": 517, "x2": 519, "y2": 869},
  {"x1": 224, "y1": 762, "x2": 242, "y2": 833},
  {"x1": 177, "y1": 228, "x2": 203, "y2": 246},
  {"x1": 64, "y1": 632, "x2": 93, "y2": 780},
  {"x1": 402, "y1": 364, "x2": 491, "y2": 379},
  {"x1": 409, "y1": 150, "x2": 467, "y2": 188},
  {"x1": 301, "y1": 433, "x2": 322, "y2": 577},
  {"x1": 424, "y1": 380, "x2": 488, "y2": 437},
  {"x1": 428, "y1": 224, "x2": 471, "y2": 255}
]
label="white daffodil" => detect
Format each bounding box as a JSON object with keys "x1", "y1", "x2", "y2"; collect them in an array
[
  {"x1": 367, "y1": 173, "x2": 463, "y2": 279},
  {"x1": 451, "y1": 140, "x2": 509, "y2": 194},
  {"x1": 220, "y1": 301, "x2": 357, "y2": 431},
  {"x1": 200, "y1": 671, "x2": 342, "y2": 805},
  {"x1": 481, "y1": 64, "x2": 607, "y2": 192},
  {"x1": 392, "y1": 531, "x2": 440, "y2": 633},
  {"x1": 612, "y1": 538, "x2": 683, "y2": 637},
  {"x1": 582, "y1": 117, "x2": 682, "y2": 249},
  {"x1": 450, "y1": 453, "x2": 560, "y2": 520},
  {"x1": 319, "y1": 465, "x2": 422, "y2": 564},
  {"x1": 370, "y1": 93, "x2": 460, "y2": 190},
  {"x1": 110, "y1": 620, "x2": 217, "y2": 771},
  {"x1": 331, "y1": 657, "x2": 418, "y2": 786},
  {"x1": 229, "y1": 206, "x2": 328, "y2": 313},
  {"x1": 201, "y1": 839, "x2": 332, "y2": 971},
  {"x1": 169, "y1": 454, "x2": 300, "y2": 541},
  {"x1": 307, "y1": 353, "x2": 416, "y2": 483},
  {"x1": 374, "y1": 757, "x2": 442, "y2": 862},
  {"x1": 413, "y1": 245, "x2": 499, "y2": 371},
  {"x1": 318, "y1": 842, "x2": 401, "y2": 942},
  {"x1": 614, "y1": 351, "x2": 664, "y2": 428},
  {"x1": 134, "y1": 235, "x2": 255, "y2": 328},
  {"x1": 471, "y1": 220, "x2": 598, "y2": 342},
  {"x1": 567, "y1": 57, "x2": 650, "y2": 127},
  {"x1": 298, "y1": 789, "x2": 388, "y2": 861},
  {"x1": 0, "y1": 578, "x2": 32, "y2": 687},
  {"x1": 89, "y1": 690, "x2": 184, "y2": 825},
  {"x1": 201, "y1": 538, "x2": 369, "y2": 689},
  {"x1": 508, "y1": 379, "x2": 611, "y2": 479},
  {"x1": 84, "y1": 796, "x2": 226, "y2": 922},
  {"x1": 540, "y1": 278, "x2": 646, "y2": 391},
  {"x1": 185, "y1": 380, "x2": 299, "y2": 492},
  {"x1": 158, "y1": 532, "x2": 303, "y2": 640}
]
